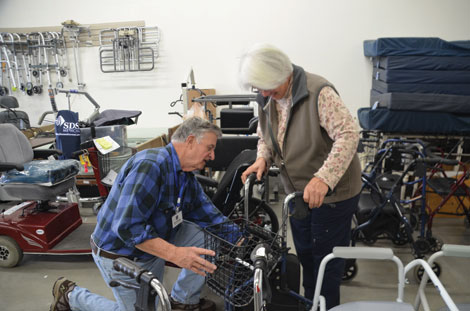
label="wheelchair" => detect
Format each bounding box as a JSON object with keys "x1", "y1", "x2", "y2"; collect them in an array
[{"x1": 196, "y1": 137, "x2": 279, "y2": 234}]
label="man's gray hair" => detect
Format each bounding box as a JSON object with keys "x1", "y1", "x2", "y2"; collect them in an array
[
  {"x1": 238, "y1": 43, "x2": 293, "y2": 91},
  {"x1": 171, "y1": 117, "x2": 222, "y2": 143}
]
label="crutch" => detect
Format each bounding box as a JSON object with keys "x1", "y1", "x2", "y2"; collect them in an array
[
  {"x1": 5, "y1": 33, "x2": 23, "y2": 93},
  {"x1": 0, "y1": 33, "x2": 18, "y2": 92},
  {"x1": 15, "y1": 33, "x2": 33, "y2": 95},
  {"x1": 0, "y1": 47, "x2": 9, "y2": 96},
  {"x1": 49, "y1": 32, "x2": 64, "y2": 89},
  {"x1": 27, "y1": 32, "x2": 43, "y2": 95}
]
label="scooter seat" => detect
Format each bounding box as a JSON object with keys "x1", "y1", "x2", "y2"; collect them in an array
[{"x1": 0, "y1": 159, "x2": 79, "y2": 185}]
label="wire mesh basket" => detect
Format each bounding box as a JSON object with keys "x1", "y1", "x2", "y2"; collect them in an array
[
  {"x1": 204, "y1": 219, "x2": 282, "y2": 307},
  {"x1": 97, "y1": 147, "x2": 134, "y2": 181}
]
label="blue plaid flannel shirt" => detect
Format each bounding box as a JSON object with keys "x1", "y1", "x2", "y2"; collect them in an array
[{"x1": 92, "y1": 143, "x2": 228, "y2": 260}]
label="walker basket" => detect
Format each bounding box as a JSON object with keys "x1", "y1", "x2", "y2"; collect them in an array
[
  {"x1": 98, "y1": 147, "x2": 134, "y2": 180},
  {"x1": 204, "y1": 219, "x2": 282, "y2": 307}
]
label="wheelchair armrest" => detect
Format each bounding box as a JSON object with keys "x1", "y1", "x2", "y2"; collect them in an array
[
  {"x1": 195, "y1": 174, "x2": 219, "y2": 188},
  {"x1": 33, "y1": 149, "x2": 63, "y2": 159},
  {"x1": 0, "y1": 162, "x2": 24, "y2": 172}
]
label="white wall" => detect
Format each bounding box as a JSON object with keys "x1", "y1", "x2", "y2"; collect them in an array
[{"x1": 1, "y1": 0, "x2": 470, "y2": 130}]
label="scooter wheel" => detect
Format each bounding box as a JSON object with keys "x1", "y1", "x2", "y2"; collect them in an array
[
  {"x1": 0, "y1": 236, "x2": 24, "y2": 268},
  {"x1": 60, "y1": 69, "x2": 67, "y2": 77},
  {"x1": 37, "y1": 85, "x2": 43, "y2": 94},
  {"x1": 56, "y1": 81, "x2": 64, "y2": 89},
  {"x1": 32, "y1": 70, "x2": 39, "y2": 77},
  {"x1": 26, "y1": 89, "x2": 33, "y2": 96},
  {"x1": 26, "y1": 82, "x2": 33, "y2": 90},
  {"x1": 33, "y1": 86, "x2": 40, "y2": 94},
  {"x1": 342, "y1": 260, "x2": 358, "y2": 282},
  {"x1": 414, "y1": 262, "x2": 441, "y2": 283}
]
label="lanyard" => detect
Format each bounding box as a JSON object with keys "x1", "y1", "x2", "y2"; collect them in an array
[{"x1": 175, "y1": 172, "x2": 186, "y2": 212}]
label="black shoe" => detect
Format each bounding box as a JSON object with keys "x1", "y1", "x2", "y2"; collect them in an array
[{"x1": 170, "y1": 296, "x2": 216, "y2": 311}]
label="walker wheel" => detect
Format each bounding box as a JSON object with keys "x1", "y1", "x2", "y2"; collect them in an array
[
  {"x1": 428, "y1": 236, "x2": 443, "y2": 253},
  {"x1": 362, "y1": 235, "x2": 377, "y2": 245},
  {"x1": 0, "y1": 86, "x2": 8, "y2": 96},
  {"x1": 0, "y1": 236, "x2": 23, "y2": 268},
  {"x1": 414, "y1": 262, "x2": 441, "y2": 283},
  {"x1": 342, "y1": 260, "x2": 358, "y2": 282},
  {"x1": 392, "y1": 226, "x2": 409, "y2": 246},
  {"x1": 413, "y1": 237, "x2": 431, "y2": 256}
]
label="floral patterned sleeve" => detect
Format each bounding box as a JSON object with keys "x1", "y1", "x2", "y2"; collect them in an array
[
  {"x1": 314, "y1": 86, "x2": 359, "y2": 189},
  {"x1": 256, "y1": 122, "x2": 272, "y2": 164}
]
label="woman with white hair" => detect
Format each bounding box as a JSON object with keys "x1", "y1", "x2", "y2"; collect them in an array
[{"x1": 240, "y1": 43, "x2": 362, "y2": 309}]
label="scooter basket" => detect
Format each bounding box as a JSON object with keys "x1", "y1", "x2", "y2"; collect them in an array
[{"x1": 204, "y1": 219, "x2": 282, "y2": 307}]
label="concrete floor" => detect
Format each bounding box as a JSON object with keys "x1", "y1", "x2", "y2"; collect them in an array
[{"x1": 1, "y1": 197, "x2": 469, "y2": 310}]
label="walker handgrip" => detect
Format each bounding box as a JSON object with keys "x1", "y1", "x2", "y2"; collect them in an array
[
  {"x1": 292, "y1": 192, "x2": 309, "y2": 220},
  {"x1": 442, "y1": 244, "x2": 470, "y2": 258},
  {"x1": 420, "y1": 157, "x2": 459, "y2": 166},
  {"x1": 333, "y1": 246, "x2": 394, "y2": 260},
  {"x1": 113, "y1": 257, "x2": 145, "y2": 280},
  {"x1": 291, "y1": 189, "x2": 332, "y2": 220}
]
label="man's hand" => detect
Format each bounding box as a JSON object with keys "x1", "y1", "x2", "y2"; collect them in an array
[
  {"x1": 136, "y1": 238, "x2": 216, "y2": 277},
  {"x1": 241, "y1": 157, "x2": 267, "y2": 183},
  {"x1": 171, "y1": 246, "x2": 217, "y2": 277},
  {"x1": 303, "y1": 177, "x2": 329, "y2": 209}
]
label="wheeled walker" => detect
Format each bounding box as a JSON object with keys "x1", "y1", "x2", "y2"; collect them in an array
[{"x1": 203, "y1": 182, "x2": 317, "y2": 310}]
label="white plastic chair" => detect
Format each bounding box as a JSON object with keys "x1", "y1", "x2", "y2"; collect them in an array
[
  {"x1": 311, "y1": 246, "x2": 458, "y2": 311},
  {"x1": 414, "y1": 244, "x2": 470, "y2": 311}
]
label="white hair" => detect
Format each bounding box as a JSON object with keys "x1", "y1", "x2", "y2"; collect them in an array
[
  {"x1": 171, "y1": 117, "x2": 222, "y2": 143},
  {"x1": 238, "y1": 43, "x2": 293, "y2": 91}
]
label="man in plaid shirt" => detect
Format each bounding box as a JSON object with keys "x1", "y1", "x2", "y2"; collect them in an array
[{"x1": 51, "y1": 117, "x2": 226, "y2": 311}]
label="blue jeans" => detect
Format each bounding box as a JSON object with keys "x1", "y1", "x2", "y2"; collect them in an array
[
  {"x1": 289, "y1": 194, "x2": 359, "y2": 310},
  {"x1": 69, "y1": 221, "x2": 207, "y2": 311}
]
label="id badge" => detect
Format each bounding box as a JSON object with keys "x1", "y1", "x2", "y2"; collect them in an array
[{"x1": 172, "y1": 211, "x2": 183, "y2": 228}]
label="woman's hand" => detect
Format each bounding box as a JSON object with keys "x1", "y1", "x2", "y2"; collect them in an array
[
  {"x1": 303, "y1": 177, "x2": 329, "y2": 209},
  {"x1": 241, "y1": 157, "x2": 267, "y2": 183}
]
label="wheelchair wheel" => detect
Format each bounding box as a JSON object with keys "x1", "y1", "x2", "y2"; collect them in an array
[
  {"x1": 229, "y1": 197, "x2": 279, "y2": 233},
  {"x1": 248, "y1": 198, "x2": 279, "y2": 233}
]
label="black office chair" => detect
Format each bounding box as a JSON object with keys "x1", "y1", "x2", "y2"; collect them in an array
[{"x1": 0, "y1": 96, "x2": 30, "y2": 130}]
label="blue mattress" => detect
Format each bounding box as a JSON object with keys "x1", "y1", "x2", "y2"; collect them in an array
[
  {"x1": 370, "y1": 91, "x2": 470, "y2": 114},
  {"x1": 358, "y1": 108, "x2": 470, "y2": 134},
  {"x1": 373, "y1": 68, "x2": 470, "y2": 84},
  {"x1": 364, "y1": 37, "x2": 470, "y2": 57},
  {"x1": 373, "y1": 56, "x2": 470, "y2": 71},
  {"x1": 372, "y1": 79, "x2": 470, "y2": 96}
]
